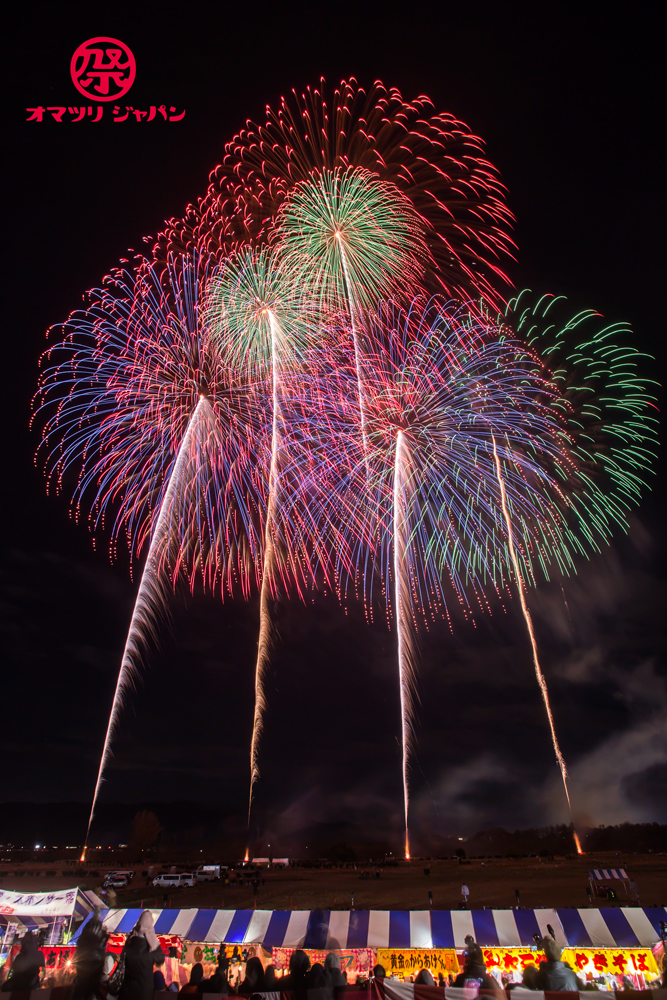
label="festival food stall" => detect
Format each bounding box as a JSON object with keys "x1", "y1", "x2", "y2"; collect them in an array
[
  {"x1": 69, "y1": 905, "x2": 666, "y2": 991},
  {"x1": 588, "y1": 868, "x2": 632, "y2": 901},
  {"x1": 0, "y1": 886, "x2": 103, "y2": 974}
]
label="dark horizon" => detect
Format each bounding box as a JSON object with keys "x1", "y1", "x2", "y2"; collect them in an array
[
  {"x1": 1, "y1": 803, "x2": 665, "y2": 862},
  {"x1": 4, "y1": 4, "x2": 665, "y2": 841}
]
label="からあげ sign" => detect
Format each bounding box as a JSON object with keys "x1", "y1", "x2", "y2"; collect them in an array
[{"x1": 376, "y1": 949, "x2": 459, "y2": 976}]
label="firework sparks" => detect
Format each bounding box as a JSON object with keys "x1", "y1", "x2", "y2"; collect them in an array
[
  {"x1": 155, "y1": 79, "x2": 515, "y2": 308},
  {"x1": 393, "y1": 429, "x2": 415, "y2": 859},
  {"x1": 82, "y1": 397, "x2": 208, "y2": 853},
  {"x1": 280, "y1": 297, "x2": 599, "y2": 837},
  {"x1": 248, "y1": 309, "x2": 282, "y2": 825},
  {"x1": 277, "y1": 167, "x2": 429, "y2": 452},
  {"x1": 206, "y1": 249, "x2": 318, "y2": 831},
  {"x1": 34, "y1": 254, "x2": 268, "y2": 840},
  {"x1": 35, "y1": 81, "x2": 658, "y2": 857},
  {"x1": 492, "y1": 434, "x2": 572, "y2": 812}
]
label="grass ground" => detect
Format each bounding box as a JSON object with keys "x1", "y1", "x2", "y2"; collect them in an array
[{"x1": 1, "y1": 853, "x2": 666, "y2": 911}]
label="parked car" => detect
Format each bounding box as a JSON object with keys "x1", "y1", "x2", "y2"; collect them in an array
[
  {"x1": 152, "y1": 872, "x2": 195, "y2": 888},
  {"x1": 105, "y1": 869, "x2": 135, "y2": 883},
  {"x1": 103, "y1": 875, "x2": 130, "y2": 889}
]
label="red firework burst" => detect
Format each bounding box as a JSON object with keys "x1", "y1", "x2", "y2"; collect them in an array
[{"x1": 153, "y1": 78, "x2": 515, "y2": 308}]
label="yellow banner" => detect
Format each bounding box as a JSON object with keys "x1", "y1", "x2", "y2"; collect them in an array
[
  {"x1": 480, "y1": 948, "x2": 658, "y2": 979},
  {"x1": 377, "y1": 949, "x2": 459, "y2": 976},
  {"x1": 562, "y1": 948, "x2": 658, "y2": 978}
]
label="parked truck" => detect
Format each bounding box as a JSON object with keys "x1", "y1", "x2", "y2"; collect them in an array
[{"x1": 195, "y1": 864, "x2": 227, "y2": 881}]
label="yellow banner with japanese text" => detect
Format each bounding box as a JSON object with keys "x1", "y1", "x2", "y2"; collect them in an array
[
  {"x1": 377, "y1": 949, "x2": 460, "y2": 976},
  {"x1": 480, "y1": 948, "x2": 658, "y2": 979}
]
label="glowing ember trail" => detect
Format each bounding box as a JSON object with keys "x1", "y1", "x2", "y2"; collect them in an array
[
  {"x1": 247, "y1": 310, "x2": 282, "y2": 831},
  {"x1": 81, "y1": 398, "x2": 208, "y2": 859},
  {"x1": 336, "y1": 232, "x2": 369, "y2": 453},
  {"x1": 491, "y1": 436, "x2": 573, "y2": 814},
  {"x1": 573, "y1": 830, "x2": 584, "y2": 854},
  {"x1": 393, "y1": 430, "x2": 414, "y2": 860}
]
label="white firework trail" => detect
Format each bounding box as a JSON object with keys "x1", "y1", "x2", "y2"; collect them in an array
[
  {"x1": 393, "y1": 430, "x2": 415, "y2": 859},
  {"x1": 491, "y1": 435, "x2": 573, "y2": 814},
  {"x1": 81, "y1": 397, "x2": 208, "y2": 859},
  {"x1": 247, "y1": 310, "x2": 282, "y2": 829}
]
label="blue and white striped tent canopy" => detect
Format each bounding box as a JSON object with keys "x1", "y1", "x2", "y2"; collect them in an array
[
  {"x1": 589, "y1": 869, "x2": 629, "y2": 881},
  {"x1": 0, "y1": 913, "x2": 64, "y2": 935},
  {"x1": 73, "y1": 906, "x2": 667, "y2": 950}
]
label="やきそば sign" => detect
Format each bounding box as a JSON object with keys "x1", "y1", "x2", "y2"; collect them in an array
[{"x1": 479, "y1": 948, "x2": 658, "y2": 979}]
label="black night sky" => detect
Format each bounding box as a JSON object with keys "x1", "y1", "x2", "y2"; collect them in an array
[{"x1": 4, "y1": 3, "x2": 665, "y2": 853}]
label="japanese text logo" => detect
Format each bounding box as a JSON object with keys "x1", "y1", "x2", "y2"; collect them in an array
[{"x1": 71, "y1": 37, "x2": 136, "y2": 102}]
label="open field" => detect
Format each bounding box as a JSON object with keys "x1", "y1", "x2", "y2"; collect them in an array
[{"x1": 1, "y1": 854, "x2": 666, "y2": 911}]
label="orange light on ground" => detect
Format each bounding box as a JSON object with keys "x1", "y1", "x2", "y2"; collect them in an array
[{"x1": 574, "y1": 831, "x2": 584, "y2": 854}]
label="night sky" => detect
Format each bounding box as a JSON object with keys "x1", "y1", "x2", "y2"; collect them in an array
[{"x1": 4, "y1": 3, "x2": 665, "y2": 853}]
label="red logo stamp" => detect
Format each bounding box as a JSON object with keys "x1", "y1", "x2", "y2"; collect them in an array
[{"x1": 70, "y1": 37, "x2": 136, "y2": 102}]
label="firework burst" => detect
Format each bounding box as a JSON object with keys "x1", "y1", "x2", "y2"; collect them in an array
[
  {"x1": 34, "y1": 253, "x2": 269, "y2": 847},
  {"x1": 33, "y1": 79, "x2": 658, "y2": 857},
  {"x1": 506, "y1": 291, "x2": 658, "y2": 529},
  {"x1": 205, "y1": 247, "x2": 324, "y2": 824},
  {"x1": 153, "y1": 78, "x2": 514, "y2": 308},
  {"x1": 279, "y1": 296, "x2": 604, "y2": 847}
]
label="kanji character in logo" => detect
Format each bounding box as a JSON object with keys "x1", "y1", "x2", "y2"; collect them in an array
[
  {"x1": 71, "y1": 37, "x2": 136, "y2": 102},
  {"x1": 612, "y1": 954, "x2": 627, "y2": 973},
  {"x1": 26, "y1": 107, "x2": 46, "y2": 121},
  {"x1": 47, "y1": 107, "x2": 67, "y2": 122},
  {"x1": 574, "y1": 953, "x2": 588, "y2": 971},
  {"x1": 631, "y1": 953, "x2": 649, "y2": 972},
  {"x1": 592, "y1": 952, "x2": 608, "y2": 972}
]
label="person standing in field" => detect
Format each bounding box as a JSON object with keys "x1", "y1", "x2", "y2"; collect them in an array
[{"x1": 461, "y1": 883, "x2": 470, "y2": 905}]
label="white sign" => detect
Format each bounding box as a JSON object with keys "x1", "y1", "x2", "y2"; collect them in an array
[{"x1": 0, "y1": 886, "x2": 77, "y2": 916}]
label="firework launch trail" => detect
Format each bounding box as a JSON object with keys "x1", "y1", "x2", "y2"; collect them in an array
[
  {"x1": 491, "y1": 435, "x2": 573, "y2": 814},
  {"x1": 393, "y1": 429, "x2": 415, "y2": 859},
  {"x1": 247, "y1": 310, "x2": 282, "y2": 827},
  {"x1": 33, "y1": 80, "x2": 658, "y2": 853},
  {"x1": 82, "y1": 397, "x2": 208, "y2": 859}
]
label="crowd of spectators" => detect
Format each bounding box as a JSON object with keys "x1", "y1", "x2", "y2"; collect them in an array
[{"x1": 0, "y1": 913, "x2": 665, "y2": 996}]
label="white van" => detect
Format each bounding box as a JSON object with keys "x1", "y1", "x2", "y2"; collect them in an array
[{"x1": 152, "y1": 872, "x2": 195, "y2": 888}]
